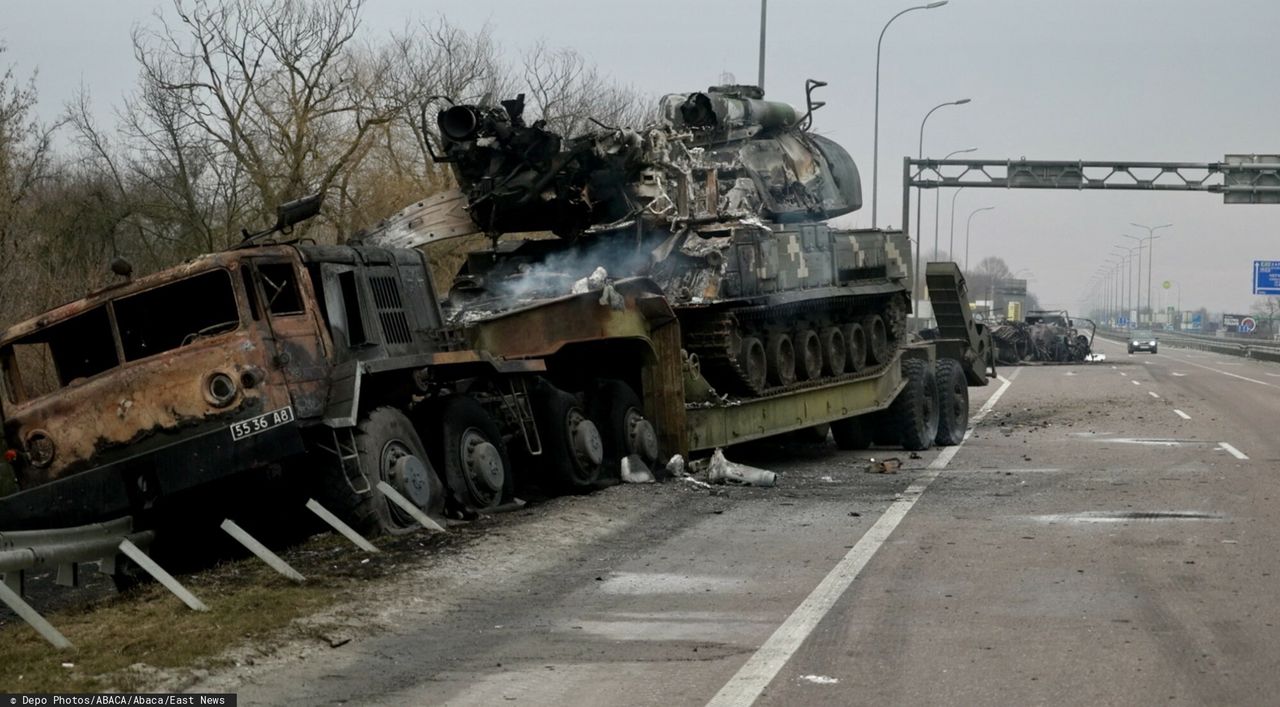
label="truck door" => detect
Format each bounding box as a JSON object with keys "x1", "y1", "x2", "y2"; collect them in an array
[{"x1": 243, "y1": 259, "x2": 331, "y2": 418}]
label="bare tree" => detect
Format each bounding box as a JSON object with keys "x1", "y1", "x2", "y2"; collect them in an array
[
  {"x1": 131, "y1": 0, "x2": 407, "y2": 237},
  {"x1": 521, "y1": 42, "x2": 648, "y2": 136}
]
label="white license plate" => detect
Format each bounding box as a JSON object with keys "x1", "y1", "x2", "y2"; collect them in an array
[{"x1": 230, "y1": 406, "x2": 295, "y2": 441}]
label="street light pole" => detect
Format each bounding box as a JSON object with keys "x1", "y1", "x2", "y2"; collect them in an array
[
  {"x1": 948, "y1": 186, "x2": 965, "y2": 256},
  {"x1": 935, "y1": 147, "x2": 975, "y2": 260},
  {"x1": 912, "y1": 99, "x2": 969, "y2": 324},
  {"x1": 871, "y1": 1, "x2": 949, "y2": 228},
  {"x1": 1120, "y1": 234, "x2": 1143, "y2": 323},
  {"x1": 1132, "y1": 222, "x2": 1171, "y2": 327},
  {"x1": 757, "y1": 0, "x2": 767, "y2": 91},
  {"x1": 964, "y1": 205, "x2": 996, "y2": 272}
]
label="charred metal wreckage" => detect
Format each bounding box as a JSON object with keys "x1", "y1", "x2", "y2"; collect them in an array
[
  {"x1": 0, "y1": 82, "x2": 990, "y2": 628},
  {"x1": 988, "y1": 311, "x2": 1095, "y2": 364}
]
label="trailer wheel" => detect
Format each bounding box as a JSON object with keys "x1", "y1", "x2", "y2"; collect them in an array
[
  {"x1": 820, "y1": 327, "x2": 847, "y2": 375},
  {"x1": 437, "y1": 395, "x2": 513, "y2": 513},
  {"x1": 831, "y1": 415, "x2": 874, "y2": 450},
  {"x1": 766, "y1": 333, "x2": 797, "y2": 386},
  {"x1": 934, "y1": 359, "x2": 969, "y2": 446},
  {"x1": 863, "y1": 315, "x2": 889, "y2": 365},
  {"x1": 844, "y1": 323, "x2": 867, "y2": 372},
  {"x1": 890, "y1": 358, "x2": 939, "y2": 451},
  {"x1": 533, "y1": 382, "x2": 604, "y2": 492},
  {"x1": 588, "y1": 380, "x2": 659, "y2": 477},
  {"x1": 315, "y1": 406, "x2": 445, "y2": 537}
]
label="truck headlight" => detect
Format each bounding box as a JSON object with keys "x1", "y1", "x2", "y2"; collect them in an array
[
  {"x1": 26, "y1": 430, "x2": 54, "y2": 467},
  {"x1": 204, "y1": 372, "x2": 238, "y2": 408}
]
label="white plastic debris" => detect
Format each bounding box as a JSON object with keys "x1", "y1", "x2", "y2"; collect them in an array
[
  {"x1": 665, "y1": 454, "x2": 686, "y2": 477},
  {"x1": 571, "y1": 266, "x2": 609, "y2": 294},
  {"x1": 799, "y1": 675, "x2": 839, "y2": 685},
  {"x1": 1085, "y1": 352, "x2": 1107, "y2": 362},
  {"x1": 620, "y1": 455, "x2": 655, "y2": 484},
  {"x1": 707, "y1": 448, "x2": 777, "y2": 487}
]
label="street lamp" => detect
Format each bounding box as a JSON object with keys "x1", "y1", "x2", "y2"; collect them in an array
[
  {"x1": 1120, "y1": 234, "x2": 1143, "y2": 323},
  {"x1": 1132, "y1": 222, "x2": 1172, "y2": 328},
  {"x1": 911, "y1": 99, "x2": 969, "y2": 322},
  {"x1": 964, "y1": 205, "x2": 995, "y2": 272},
  {"x1": 871, "y1": 0, "x2": 949, "y2": 228},
  {"x1": 948, "y1": 186, "x2": 965, "y2": 256},
  {"x1": 934, "y1": 146, "x2": 976, "y2": 260},
  {"x1": 1114, "y1": 244, "x2": 1139, "y2": 325}
]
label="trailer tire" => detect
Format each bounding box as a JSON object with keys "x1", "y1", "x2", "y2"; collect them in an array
[
  {"x1": 436, "y1": 395, "x2": 513, "y2": 513},
  {"x1": 532, "y1": 382, "x2": 604, "y2": 492},
  {"x1": 831, "y1": 416, "x2": 874, "y2": 450},
  {"x1": 314, "y1": 407, "x2": 446, "y2": 537},
  {"x1": 934, "y1": 358, "x2": 969, "y2": 446},
  {"x1": 891, "y1": 358, "x2": 939, "y2": 451},
  {"x1": 587, "y1": 380, "x2": 659, "y2": 478}
]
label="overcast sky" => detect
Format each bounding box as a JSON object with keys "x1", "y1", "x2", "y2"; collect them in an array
[{"x1": 4, "y1": 0, "x2": 1279, "y2": 314}]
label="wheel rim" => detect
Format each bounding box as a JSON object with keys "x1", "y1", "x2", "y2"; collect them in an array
[
  {"x1": 382, "y1": 440, "x2": 431, "y2": 528},
  {"x1": 624, "y1": 409, "x2": 660, "y2": 464},
  {"x1": 459, "y1": 427, "x2": 505, "y2": 506},
  {"x1": 566, "y1": 409, "x2": 604, "y2": 480}
]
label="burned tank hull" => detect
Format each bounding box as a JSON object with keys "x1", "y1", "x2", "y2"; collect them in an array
[{"x1": 401, "y1": 85, "x2": 911, "y2": 398}]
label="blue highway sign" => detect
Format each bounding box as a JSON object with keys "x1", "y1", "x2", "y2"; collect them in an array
[{"x1": 1254, "y1": 260, "x2": 1280, "y2": 295}]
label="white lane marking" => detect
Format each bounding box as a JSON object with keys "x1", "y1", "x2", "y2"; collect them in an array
[
  {"x1": 705, "y1": 371, "x2": 1020, "y2": 706},
  {"x1": 1143, "y1": 361, "x2": 1152, "y2": 365},
  {"x1": 1171, "y1": 372, "x2": 1187, "y2": 377},
  {"x1": 1267, "y1": 373, "x2": 1280, "y2": 378},
  {"x1": 1132, "y1": 380, "x2": 1141, "y2": 386},
  {"x1": 1149, "y1": 391, "x2": 1160, "y2": 398},
  {"x1": 1174, "y1": 409, "x2": 1192, "y2": 420},
  {"x1": 1168, "y1": 355, "x2": 1274, "y2": 387},
  {"x1": 798, "y1": 675, "x2": 839, "y2": 685},
  {"x1": 1120, "y1": 372, "x2": 1128, "y2": 377},
  {"x1": 1110, "y1": 365, "x2": 1118, "y2": 370},
  {"x1": 1219, "y1": 442, "x2": 1249, "y2": 460},
  {"x1": 1064, "y1": 371, "x2": 1076, "y2": 376}
]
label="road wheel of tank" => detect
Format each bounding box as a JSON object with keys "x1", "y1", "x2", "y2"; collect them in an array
[
  {"x1": 820, "y1": 327, "x2": 847, "y2": 375},
  {"x1": 739, "y1": 336, "x2": 768, "y2": 392},
  {"x1": 890, "y1": 358, "x2": 940, "y2": 452},
  {"x1": 532, "y1": 382, "x2": 604, "y2": 492},
  {"x1": 831, "y1": 415, "x2": 875, "y2": 450},
  {"x1": 934, "y1": 359, "x2": 970, "y2": 446},
  {"x1": 844, "y1": 323, "x2": 867, "y2": 373},
  {"x1": 795, "y1": 328, "x2": 823, "y2": 381},
  {"x1": 437, "y1": 395, "x2": 513, "y2": 513},
  {"x1": 766, "y1": 333, "x2": 797, "y2": 386},
  {"x1": 863, "y1": 315, "x2": 889, "y2": 365},
  {"x1": 314, "y1": 407, "x2": 447, "y2": 537},
  {"x1": 587, "y1": 380, "x2": 660, "y2": 478}
]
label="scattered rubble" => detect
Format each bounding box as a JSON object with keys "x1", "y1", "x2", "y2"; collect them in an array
[{"x1": 707, "y1": 448, "x2": 778, "y2": 487}]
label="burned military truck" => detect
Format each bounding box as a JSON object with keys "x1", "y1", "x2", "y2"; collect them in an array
[
  {"x1": 423, "y1": 84, "x2": 912, "y2": 398},
  {"x1": 0, "y1": 200, "x2": 625, "y2": 541}
]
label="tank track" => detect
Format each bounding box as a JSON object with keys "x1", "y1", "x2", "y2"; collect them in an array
[{"x1": 680, "y1": 292, "x2": 910, "y2": 398}]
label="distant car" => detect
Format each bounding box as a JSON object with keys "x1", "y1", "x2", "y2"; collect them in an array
[{"x1": 1128, "y1": 329, "x2": 1158, "y2": 354}]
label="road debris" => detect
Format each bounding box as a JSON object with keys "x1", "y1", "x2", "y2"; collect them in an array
[
  {"x1": 865, "y1": 457, "x2": 902, "y2": 474},
  {"x1": 620, "y1": 455, "x2": 656, "y2": 484},
  {"x1": 707, "y1": 448, "x2": 777, "y2": 487}
]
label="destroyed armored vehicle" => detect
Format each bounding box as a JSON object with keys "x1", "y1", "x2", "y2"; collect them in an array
[
  {"x1": 990, "y1": 310, "x2": 1095, "y2": 364},
  {"x1": 411, "y1": 83, "x2": 912, "y2": 398},
  {"x1": 0, "y1": 198, "x2": 664, "y2": 547}
]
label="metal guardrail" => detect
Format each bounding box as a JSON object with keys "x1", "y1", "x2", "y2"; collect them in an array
[{"x1": 1097, "y1": 329, "x2": 1280, "y2": 363}]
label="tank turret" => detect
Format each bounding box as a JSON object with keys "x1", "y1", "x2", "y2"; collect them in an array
[{"x1": 427, "y1": 83, "x2": 908, "y2": 397}]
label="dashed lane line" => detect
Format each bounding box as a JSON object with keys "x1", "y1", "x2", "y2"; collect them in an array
[
  {"x1": 1174, "y1": 409, "x2": 1192, "y2": 420},
  {"x1": 1132, "y1": 380, "x2": 1141, "y2": 386},
  {"x1": 704, "y1": 370, "x2": 1022, "y2": 706},
  {"x1": 1149, "y1": 391, "x2": 1160, "y2": 398},
  {"x1": 1219, "y1": 442, "x2": 1250, "y2": 460},
  {"x1": 1167, "y1": 355, "x2": 1275, "y2": 388}
]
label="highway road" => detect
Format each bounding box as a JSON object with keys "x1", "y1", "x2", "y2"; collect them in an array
[{"x1": 207, "y1": 339, "x2": 1280, "y2": 706}]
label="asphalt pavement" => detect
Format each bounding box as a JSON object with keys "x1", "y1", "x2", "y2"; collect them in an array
[{"x1": 223, "y1": 339, "x2": 1280, "y2": 706}]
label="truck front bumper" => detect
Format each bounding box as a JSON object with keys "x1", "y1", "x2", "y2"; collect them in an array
[{"x1": 0, "y1": 420, "x2": 305, "y2": 531}]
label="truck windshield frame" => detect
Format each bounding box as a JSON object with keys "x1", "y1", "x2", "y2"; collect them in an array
[{"x1": 0, "y1": 267, "x2": 243, "y2": 404}]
